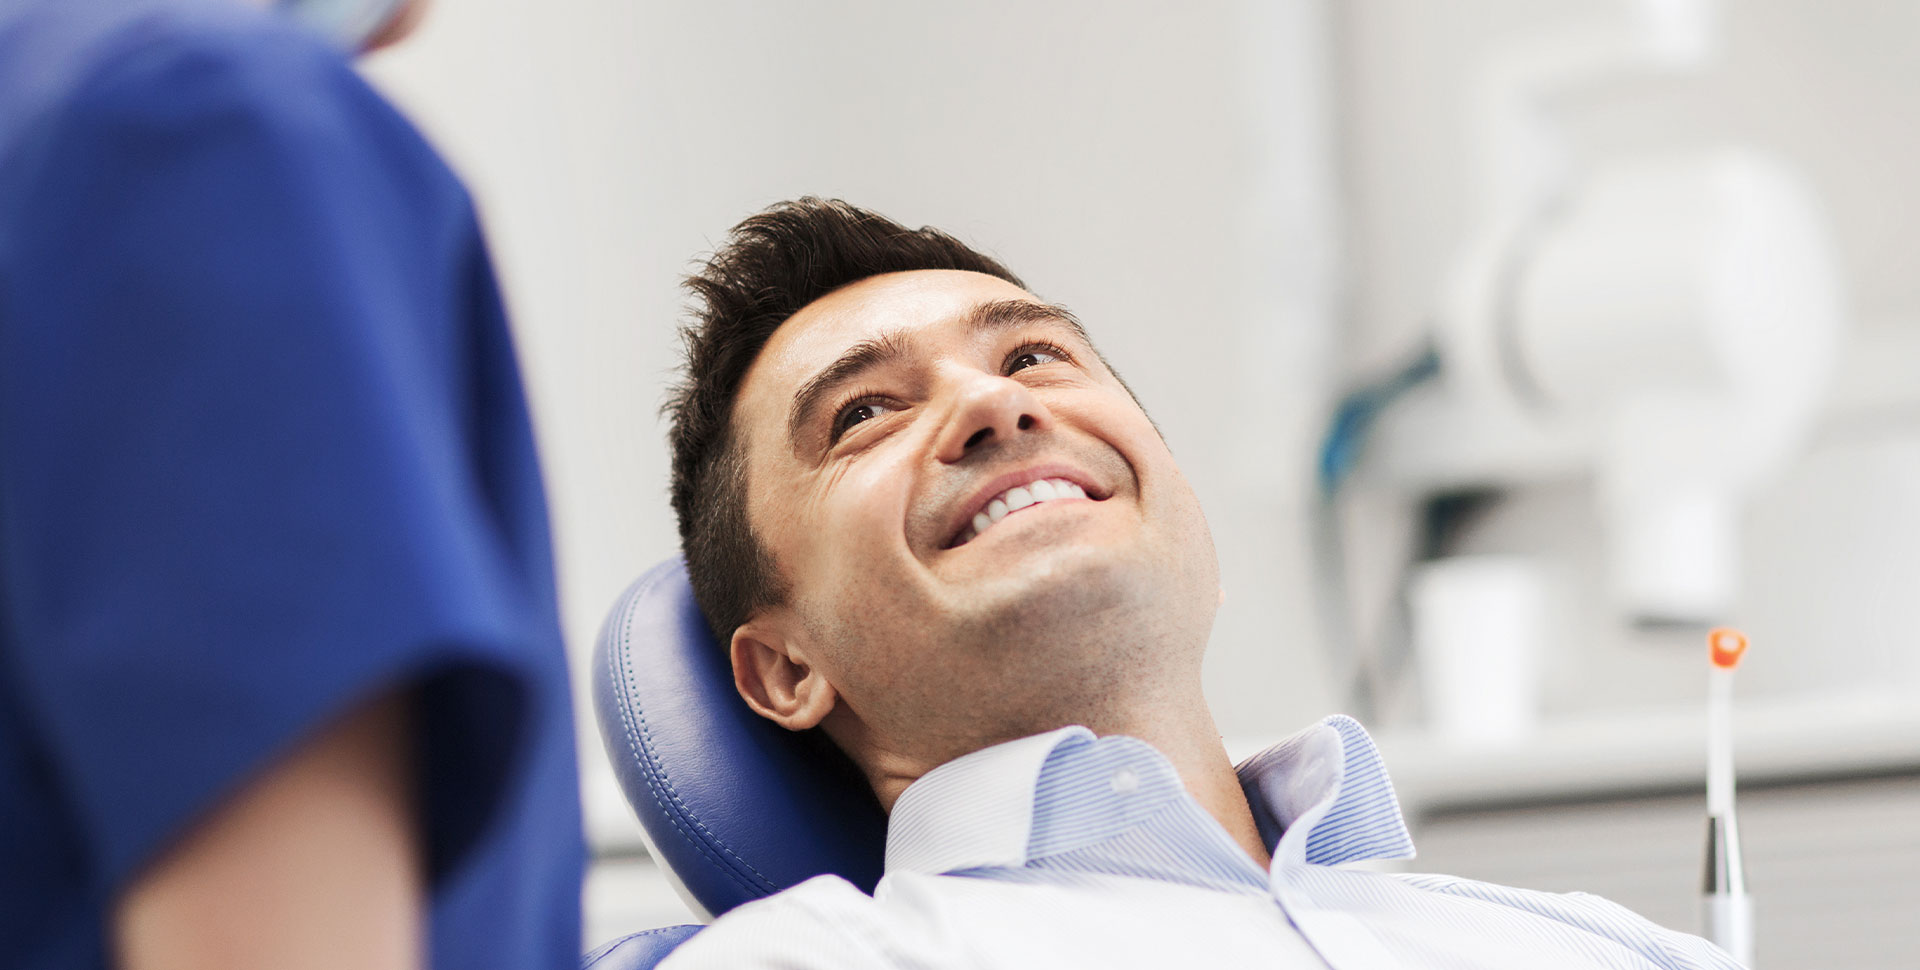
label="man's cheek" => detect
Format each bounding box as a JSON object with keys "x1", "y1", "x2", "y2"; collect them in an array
[
  {"x1": 834, "y1": 505, "x2": 905, "y2": 571},
  {"x1": 839, "y1": 460, "x2": 913, "y2": 538}
]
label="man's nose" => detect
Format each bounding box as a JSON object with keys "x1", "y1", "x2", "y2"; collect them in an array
[{"x1": 932, "y1": 372, "x2": 1051, "y2": 463}]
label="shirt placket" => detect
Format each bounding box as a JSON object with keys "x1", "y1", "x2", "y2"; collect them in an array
[{"x1": 1268, "y1": 862, "x2": 1401, "y2": 969}]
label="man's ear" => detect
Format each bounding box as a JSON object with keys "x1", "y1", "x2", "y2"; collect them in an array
[{"x1": 731, "y1": 618, "x2": 837, "y2": 731}]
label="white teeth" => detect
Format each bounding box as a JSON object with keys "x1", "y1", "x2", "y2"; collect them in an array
[{"x1": 954, "y1": 476, "x2": 1095, "y2": 547}]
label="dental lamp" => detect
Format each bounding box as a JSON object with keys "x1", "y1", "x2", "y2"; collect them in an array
[{"x1": 1359, "y1": 0, "x2": 1843, "y2": 627}]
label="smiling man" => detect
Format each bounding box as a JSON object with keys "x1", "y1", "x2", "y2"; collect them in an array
[{"x1": 655, "y1": 198, "x2": 1742, "y2": 969}]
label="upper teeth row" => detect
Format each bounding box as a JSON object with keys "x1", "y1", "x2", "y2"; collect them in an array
[{"x1": 958, "y1": 478, "x2": 1089, "y2": 545}]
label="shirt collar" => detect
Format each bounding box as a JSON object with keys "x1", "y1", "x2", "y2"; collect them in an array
[
  {"x1": 1238, "y1": 714, "x2": 1416, "y2": 867},
  {"x1": 883, "y1": 715, "x2": 1414, "y2": 877},
  {"x1": 885, "y1": 725, "x2": 1095, "y2": 876}
]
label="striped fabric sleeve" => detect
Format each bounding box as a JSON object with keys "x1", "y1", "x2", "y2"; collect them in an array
[
  {"x1": 657, "y1": 875, "x2": 932, "y2": 970},
  {"x1": 1393, "y1": 873, "x2": 1747, "y2": 970}
]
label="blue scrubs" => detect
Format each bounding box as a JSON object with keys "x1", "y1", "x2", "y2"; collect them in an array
[{"x1": 0, "y1": 2, "x2": 584, "y2": 969}]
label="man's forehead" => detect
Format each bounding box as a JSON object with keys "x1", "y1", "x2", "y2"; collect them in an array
[{"x1": 756, "y1": 269, "x2": 1041, "y2": 379}]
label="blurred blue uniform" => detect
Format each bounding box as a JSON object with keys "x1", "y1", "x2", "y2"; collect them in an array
[{"x1": 0, "y1": 2, "x2": 584, "y2": 968}]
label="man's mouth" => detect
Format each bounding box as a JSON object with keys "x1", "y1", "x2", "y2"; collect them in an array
[{"x1": 948, "y1": 476, "x2": 1093, "y2": 548}]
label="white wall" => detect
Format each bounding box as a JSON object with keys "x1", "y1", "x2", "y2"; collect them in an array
[{"x1": 360, "y1": 0, "x2": 1344, "y2": 941}]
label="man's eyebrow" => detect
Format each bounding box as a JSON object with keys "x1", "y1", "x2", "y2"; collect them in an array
[
  {"x1": 785, "y1": 299, "x2": 1090, "y2": 450},
  {"x1": 966, "y1": 299, "x2": 1091, "y2": 345},
  {"x1": 787, "y1": 330, "x2": 913, "y2": 450}
]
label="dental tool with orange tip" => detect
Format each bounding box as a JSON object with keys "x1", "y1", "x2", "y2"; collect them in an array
[{"x1": 1702, "y1": 627, "x2": 1753, "y2": 967}]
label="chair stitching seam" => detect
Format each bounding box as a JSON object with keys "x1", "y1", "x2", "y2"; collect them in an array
[
  {"x1": 613, "y1": 571, "x2": 777, "y2": 895},
  {"x1": 580, "y1": 925, "x2": 702, "y2": 969}
]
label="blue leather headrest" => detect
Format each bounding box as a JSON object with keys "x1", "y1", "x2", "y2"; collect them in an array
[{"x1": 592, "y1": 559, "x2": 887, "y2": 919}]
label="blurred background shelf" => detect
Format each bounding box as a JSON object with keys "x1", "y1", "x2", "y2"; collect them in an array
[
  {"x1": 1243, "y1": 692, "x2": 1920, "y2": 970},
  {"x1": 1364, "y1": 687, "x2": 1920, "y2": 814}
]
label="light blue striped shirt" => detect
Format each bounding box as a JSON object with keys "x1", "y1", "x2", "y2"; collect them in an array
[{"x1": 662, "y1": 717, "x2": 1746, "y2": 969}]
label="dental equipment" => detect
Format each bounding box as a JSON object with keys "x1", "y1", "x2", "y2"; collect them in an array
[
  {"x1": 1703, "y1": 627, "x2": 1752, "y2": 966},
  {"x1": 1348, "y1": 0, "x2": 1843, "y2": 630}
]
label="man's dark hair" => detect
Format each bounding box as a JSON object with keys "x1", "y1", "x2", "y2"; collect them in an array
[{"x1": 667, "y1": 197, "x2": 1025, "y2": 643}]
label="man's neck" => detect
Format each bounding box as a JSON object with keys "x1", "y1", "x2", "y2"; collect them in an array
[
  {"x1": 1126, "y1": 711, "x2": 1273, "y2": 870},
  {"x1": 854, "y1": 702, "x2": 1273, "y2": 870}
]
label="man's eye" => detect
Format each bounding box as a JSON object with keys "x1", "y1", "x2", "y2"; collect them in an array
[
  {"x1": 1007, "y1": 346, "x2": 1064, "y2": 374},
  {"x1": 831, "y1": 399, "x2": 897, "y2": 441}
]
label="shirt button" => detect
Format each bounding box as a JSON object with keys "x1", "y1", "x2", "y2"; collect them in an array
[{"x1": 1110, "y1": 768, "x2": 1140, "y2": 794}]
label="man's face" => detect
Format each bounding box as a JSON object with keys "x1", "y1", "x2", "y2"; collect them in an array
[{"x1": 732, "y1": 270, "x2": 1219, "y2": 751}]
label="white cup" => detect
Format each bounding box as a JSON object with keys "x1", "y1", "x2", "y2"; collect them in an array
[{"x1": 1409, "y1": 556, "x2": 1546, "y2": 745}]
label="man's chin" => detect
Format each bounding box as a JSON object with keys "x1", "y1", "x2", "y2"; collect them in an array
[{"x1": 941, "y1": 540, "x2": 1159, "y2": 648}]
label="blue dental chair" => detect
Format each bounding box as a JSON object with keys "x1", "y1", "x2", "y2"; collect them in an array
[{"x1": 582, "y1": 559, "x2": 888, "y2": 969}]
